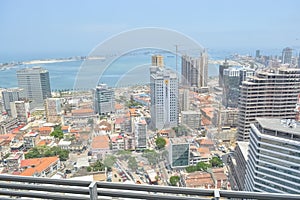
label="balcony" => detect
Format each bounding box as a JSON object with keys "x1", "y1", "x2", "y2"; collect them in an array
[{"x1": 0, "y1": 174, "x2": 299, "y2": 200}]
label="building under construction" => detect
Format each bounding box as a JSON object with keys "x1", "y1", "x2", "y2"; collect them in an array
[{"x1": 237, "y1": 67, "x2": 300, "y2": 141}]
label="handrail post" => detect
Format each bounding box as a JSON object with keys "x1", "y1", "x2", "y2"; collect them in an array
[
  {"x1": 213, "y1": 189, "x2": 220, "y2": 200},
  {"x1": 89, "y1": 181, "x2": 97, "y2": 200}
]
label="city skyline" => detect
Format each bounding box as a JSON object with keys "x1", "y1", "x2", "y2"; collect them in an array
[{"x1": 1, "y1": 0, "x2": 300, "y2": 61}]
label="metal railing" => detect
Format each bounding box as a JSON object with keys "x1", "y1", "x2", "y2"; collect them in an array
[{"x1": 0, "y1": 174, "x2": 299, "y2": 200}]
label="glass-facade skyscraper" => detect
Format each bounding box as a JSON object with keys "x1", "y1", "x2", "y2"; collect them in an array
[{"x1": 16, "y1": 67, "x2": 51, "y2": 108}]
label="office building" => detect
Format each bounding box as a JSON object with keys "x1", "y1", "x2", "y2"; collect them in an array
[
  {"x1": 180, "y1": 89, "x2": 189, "y2": 111},
  {"x1": 134, "y1": 119, "x2": 147, "y2": 149},
  {"x1": 255, "y1": 50, "x2": 260, "y2": 58},
  {"x1": 213, "y1": 107, "x2": 238, "y2": 128},
  {"x1": 150, "y1": 55, "x2": 178, "y2": 130},
  {"x1": 237, "y1": 67, "x2": 300, "y2": 141},
  {"x1": 45, "y1": 98, "x2": 62, "y2": 123},
  {"x1": 244, "y1": 118, "x2": 300, "y2": 194},
  {"x1": 169, "y1": 138, "x2": 190, "y2": 168},
  {"x1": 181, "y1": 111, "x2": 201, "y2": 129},
  {"x1": 10, "y1": 101, "x2": 30, "y2": 122},
  {"x1": 282, "y1": 47, "x2": 293, "y2": 65},
  {"x1": 181, "y1": 50, "x2": 208, "y2": 89},
  {"x1": 16, "y1": 67, "x2": 51, "y2": 108},
  {"x1": 229, "y1": 141, "x2": 249, "y2": 190},
  {"x1": 93, "y1": 84, "x2": 115, "y2": 115},
  {"x1": 219, "y1": 59, "x2": 230, "y2": 87},
  {"x1": 222, "y1": 67, "x2": 254, "y2": 108},
  {"x1": 1, "y1": 88, "x2": 22, "y2": 116},
  {"x1": 152, "y1": 55, "x2": 164, "y2": 67}
]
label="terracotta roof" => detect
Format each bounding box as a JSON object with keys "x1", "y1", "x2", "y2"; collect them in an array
[
  {"x1": 115, "y1": 117, "x2": 125, "y2": 124},
  {"x1": 20, "y1": 156, "x2": 59, "y2": 176},
  {"x1": 199, "y1": 138, "x2": 214, "y2": 145},
  {"x1": 39, "y1": 127, "x2": 53, "y2": 132},
  {"x1": 61, "y1": 126, "x2": 69, "y2": 130},
  {"x1": 92, "y1": 135, "x2": 110, "y2": 149},
  {"x1": 185, "y1": 171, "x2": 214, "y2": 188},
  {"x1": 115, "y1": 104, "x2": 123, "y2": 110},
  {"x1": 0, "y1": 134, "x2": 16, "y2": 142}
]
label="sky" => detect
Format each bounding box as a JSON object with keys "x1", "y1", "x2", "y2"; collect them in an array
[{"x1": 1, "y1": 0, "x2": 300, "y2": 61}]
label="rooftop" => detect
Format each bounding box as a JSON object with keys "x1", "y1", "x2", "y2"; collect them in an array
[
  {"x1": 236, "y1": 141, "x2": 249, "y2": 160},
  {"x1": 256, "y1": 118, "x2": 300, "y2": 136}
]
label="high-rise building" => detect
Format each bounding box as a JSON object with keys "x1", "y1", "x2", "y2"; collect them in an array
[
  {"x1": 237, "y1": 67, "x2": 300, "y2": 141},
  {"x1": 151, "y1": 55, "x2": 164, "y2": 67},
  {"x1": 181, "y1": 50, "x2": 208, "y2": 89},
  {"x1": 181, "y1": 111, "x2": 201, "y2": 130},
  {"x1": 10, "y1": 101, "x2": 30, "y2": 122},
  {"x1": 134, "y1": 119, "x2": 147, "y2": 149},
  {"x1": 1, "y1": 88, "x2": 22, "y2": 115},
  {"x1": 93, "y1": 84, "x2": 115, "y2": 115},
  {"x1": 45, "y1": 98, "x2": 62, "y2": 123},
  {"x1": 255, "y1": 50, "x2": 260, "y2": 58},
  {"x1": 169, "y1": 138, "x2": 190, "y2": 169},
  {"x1": 17, "y1": 67, "x2": 51, "y2": 108},
  {"x1": 229, "y1": 141, "x2": 249, "y2": 191},
  {"x1": 222, "y1": 67, "x2": 254, "y2": 108},
  {"x1": 218, "y1": 59, "x2": 230, "y2": 87},
  {"x1": 150, "y1": 55, "x2": 178, "y2": 130},
  {"x1": 244, "y1": 118, "x2": 300, "y2": 194},
  {"x1": 180, "y1": 89, "x2": 189, "y2": 111},
  {"x1": 282, "y1": 47, "x2": 293, "y2": 65}
]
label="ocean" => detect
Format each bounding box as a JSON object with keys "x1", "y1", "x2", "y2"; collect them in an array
[{"x1": 0, "y1": 48, "x2": 280, "y2": 90}]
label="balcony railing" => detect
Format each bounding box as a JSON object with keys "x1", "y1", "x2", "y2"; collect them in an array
[{"x1": 0, "y1": 174, "x2": 299, "y2": 200}]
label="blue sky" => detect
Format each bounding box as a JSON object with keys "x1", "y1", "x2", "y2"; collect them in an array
[{"x1": 1, "y1": 0, "x2": 300, "y2": 61}]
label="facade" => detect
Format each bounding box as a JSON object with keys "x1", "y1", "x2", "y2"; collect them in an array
[
  {"x1": 10, "y1": 101, "x2": 30, "y2": 122},
  {"x1": 93, "y1": 84, "x2": 115, "y2": 115},
  {"x1": 237, "y1": 67, "x2": 300, "y2": 141},
  {"x1": 16, "y1": 67, "x2": 51, "y2": 108},
  {"x1": 222, "y1": 67, "x2": 254, "y2": 108},
  {"x1": 1, "y1": 88, "x2": 22, "y2": 116},
  {"x1": 23, "y1": 132, "x2": 40, "y2": 150},
  {"x1": 181, "y1": 51, "x2": 208, "y2": 89},
  {"x1": 0, "y1": 117, "x2": 18, "y2": 134},
  {"x1": 244, "y1": 118, "x2": 300, "y2": 194},
  {"x1": 134, "y1": 119, "x2": 147, "y2": 149},
  {"x1": 151, "y1": 55, "x2": 164, "y2": 67},
  {"x1": 181, "y1": 111, "x2": 201, "y2": 129},
  {"x1": 219, "y1": 59, "x2": 230, "y2": 87},
  {"x1": 45, "y1": 98, "x2": 62, "y2": 123},
  {"x1": 213, "y1": 107, "x2": 238, "y2": 128},
  {"x1": 229, "y1": 141, "x2": 249, "y2": 190},
  {"x1": 180, "y1": 89, "x2": 189, "y2": 111},
  {"x1": 282, "y1": 47, "x2": 293, "y2": 65},
  {"x1": 169, "y1": 138, "x2": 190, "y2": 168},
  {"x1": 150, "y1": 56, "x2": 179, "y2": 130}
]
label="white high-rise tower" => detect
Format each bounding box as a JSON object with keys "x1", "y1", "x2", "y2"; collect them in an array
[{"x1": 150, "y1": 55, "x2": 178, "y2": 130}]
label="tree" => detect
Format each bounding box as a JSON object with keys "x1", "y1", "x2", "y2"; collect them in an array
[
  {"x1": 169, "y1": 176, "x2": 180, "y2": 186},
  {"x1": 196, "y1": 161, "x2": 211, "y2": 171},
  {"x1": 50, "y1": 129, "x2": 64, "y2": 140},
  {"x1": 117, "y1": 150, "x2": 132, "y2": 160},
  {"x1": 25, "y1": 146, "x2": 69, "y2": 161},
  {"x1": 185, "y1": 165, "x2": 197, "y2": 173},
  {"x1": 92, "y1": 160, "x2": 106, "y2": 172},
  {"x1": 128, "y1": 156, "x2": 138, "y2": 171},
  {"x1": 155, "y1": 137, "x2": 166, "y2": 149},
  {"x1": 142, "y1": 150, "x2": 159, "y2": 165},
  {"x1": 103, "y1": 155, "x2": 117, "y2": 168},
  {"x1": 209, "y1": 156, "x2": 223, "y2": 168}
]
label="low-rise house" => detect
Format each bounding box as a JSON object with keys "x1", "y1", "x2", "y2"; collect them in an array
[
  {"x1": 20, "y1": 156, "x2": 60, "y2": 177},
  {"x1": 5, "y1": 152, "x2": 24, "y2": 169},
  {"x1": 91, "y1": 135, "x2": 110, "y2": 155}
]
